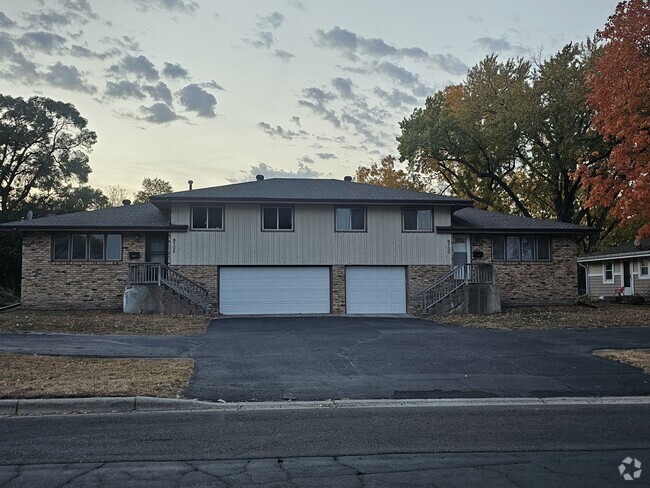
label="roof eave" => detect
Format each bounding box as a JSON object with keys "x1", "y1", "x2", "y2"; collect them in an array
[
  {"x1": 0, "y1": 225, "x2": 188, "y2": 233},
  {"x1": 436, "y1": 226, "x2": 596, "y2": 235},
  {"x1": 577, "y1": 250, "x2": 650, "y2": 262},
  {"x1": 150, "y1": 197, "x2": 473, "y2": 206}
]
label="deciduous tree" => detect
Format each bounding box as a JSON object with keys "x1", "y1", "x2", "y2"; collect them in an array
[
  {"x1": 355, "y1": 155, "x2": 428, "y2": 191},
  {"x1": 133, "y1": 177, "x2": 173, "y2": 203},
  {"x1": 580, "y1": 0, "x2": 650, "y2": 239}
]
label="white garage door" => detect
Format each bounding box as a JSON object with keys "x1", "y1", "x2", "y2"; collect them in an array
[
  {"x1": 346, "y1": 266, "x2": 406, "y2": 314},
  {"x1": 219, "y1": 267, "x2": 330, "y2": 315}
]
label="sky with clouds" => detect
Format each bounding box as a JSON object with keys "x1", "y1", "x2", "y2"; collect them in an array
[{"x1": 1, "y1": 0, "x2": 618, "y2": 194}]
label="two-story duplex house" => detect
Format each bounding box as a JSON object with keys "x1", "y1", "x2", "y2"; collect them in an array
[{"x1": 0, "y1": 176, "x2": 593, "y2": 315}]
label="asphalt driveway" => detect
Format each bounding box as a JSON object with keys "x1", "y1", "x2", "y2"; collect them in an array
[{"x1": 1, "y1": 317, "x2": 649, "y2": 402}]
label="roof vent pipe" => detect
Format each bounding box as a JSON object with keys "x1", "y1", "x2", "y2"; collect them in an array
[
  {"x1": 256, "y1": 174, "x2": 264, "y2": 181},
  {"x1": 188, "y1": 180, "x2": 193, "y2": 191},
  {"x1": 122, "y1": 199, "x2": 131, "y2": 206},
  {"x1": 343, "y1": 176, "x2": 352, "y2": 182}
]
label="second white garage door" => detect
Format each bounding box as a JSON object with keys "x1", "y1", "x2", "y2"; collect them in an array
[
  {"x1": 346, "y1": 266, "x2": 406, "y2": 314},
  {"x1": 219, "y1": 267, "x2": 330, "y2": 315}
]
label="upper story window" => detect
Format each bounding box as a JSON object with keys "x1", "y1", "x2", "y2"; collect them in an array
[
  {"x1": 53, "y1": 234, "x2": 122, "y2": 261},
  {"x1": 403, "y1": 208, "x2": 432, "y2": 232},
  {"x1": 336, "y1": 207, "x2": 365, "y2": 231},
  {"x1": 492, "y1": 236, "x2": 551, "y2": 262},
  {"x1": 192, "y1": 206, "x2": 223, "y2": 230},
  {"x1": 640, "y1": 259, "x2": 649, "y2": 277},
  {"x1": 603, "y1": 262, "x2": 614, "y2": 282},
  {"x1": 263, "y1": 207, "x2": 293, "y2": 231}
]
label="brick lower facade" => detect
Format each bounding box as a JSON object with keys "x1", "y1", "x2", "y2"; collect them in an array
[
  {"x1": 21, "y1": 232, "x2": 146, "y2": 310},
  {"x1": 19, "y1": 231, "x2": 580, "y2": 313},
  {"x1": 470, "y1": 235, "x2": 578, "y2": 305}
]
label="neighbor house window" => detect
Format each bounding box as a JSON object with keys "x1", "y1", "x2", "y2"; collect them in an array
[
  {"x1": 191, "y1": 206, "x2": 223, "y2": 230},
  {"x1": 603, "y1": 262, "x2": 614, "y2": 283},
  {"x1": 492, "y1": 236, "x2": 552, "y2": 262},
  {"x1": 403, "y1": 208, "x2": 432, "y2": 232},
  {"x1": 336, "y1": 207, "x2": 365, "y2": 231},
  {"x1": 53, "y1": 234, "x2": 122, "y2": 262},
  {"x1": 640, "y1": 259, "x2": 649, "y2": 277},
  {"x1": 262, "y1": 207, "x2": 293, "y2": 231}
]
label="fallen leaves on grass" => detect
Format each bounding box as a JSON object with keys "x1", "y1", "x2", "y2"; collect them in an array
[
  {"x1": 0, "y1": 310, "x2": 208, "y2": 335},
  {"x1": 0, "y1": 354, "x2": 194, "y2": 398},
  {"x1": 435, "y1": 303, "x2": 650, "y2": 329},
  {"x1": 594, "y1": 349, "x2": 650, "y2": 375}
]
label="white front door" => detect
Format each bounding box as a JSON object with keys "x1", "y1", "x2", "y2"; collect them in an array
[
  {"x1": 346, "y1": 266, "x2": 406, "y2": 314},
  {"x1": 219, "y1": 267, "x2": 330, "y2": 315},
  {"x1": 622, "y1": 261, "x2": 634, "y2": 296}
]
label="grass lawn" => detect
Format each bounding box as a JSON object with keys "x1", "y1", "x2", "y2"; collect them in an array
[
  {"x1": 0, "y1": 354, "x2": 194, "y2": 399},
  {"x1": 435, "y1": 302, "x2": 650, "y2": 329},
  {"x1": 0, "y1": 309, "x2": 208, "y2": 335},
  {"x1": 594, "y1": 349, "x2": 650, "y2": 375}
]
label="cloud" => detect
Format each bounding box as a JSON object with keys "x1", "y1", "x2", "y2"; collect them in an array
[
  {"x1": 287, "y1": 0, "x2": 306, "y2": 10},
  {"x1": 20, "y1": 31, "x2": 67, "y2": 54},
  {"x1": 143, "y1": 82, "x2": 173, "y2": 105},
  {"x1": 373, "y1": 87, "x2": 417, "y2": 108},
  {"x1": 110, "y1": 55, "x2": 159, "y2": 80},
  {"x1": 257, "y1": 122, "x2": 307, "y2": 140},
  {"x1": 44, "y1": 62, "x2": 96, "y2": 94},
  {"x1": 103, "y1": 35, "x2": 141, "y2": 52},
  {"x1": 298, "y1": 100, "x2": 341, "y2": 128},
  {"x1": 178, "y1": 83, "x2": 217, "y2": 117},
  {"x1": 162, "y1": 62, "x2": 189, "y2": 79},
  {"x1": 140, "y1": 103, "x2": 179, "y2": 123},
  {"x1": 133, "y1": 0, "x2": 199, "y2": 14},
  {"x1": 203, "y1": 80, "x2": 225, "y2": 91},
  {"x1": 301, "y1": 87, "x2": 336, "y2": 105},
  {"x1": 316, "y1": 26, "x2": 467, "y2": 76},
  {"x1": 291, "y1": 116, "x2": 301, "y2": 126},
  {"x1": 331, "y1": 77, "x2": 355, "y2": 99},
  {"x1": 376, "y1": 61, "x2": 432, "y2": 96},
  {"x1": 273, "y1": 49, "x2": 295, "y2": 61},
  {"x1": 316, "y1": 152, "x2": 337, "y2": 160},
  {"x1": 473, "y1": 37, "x2": 528, "y2": 55},
  {"x1": 245, "y1": 11, "x2": 285, "y2": 50},
  {"x1": 0, "y1": 12, "x2": 16, "y2": 28},
  {"x1": 260, "y1": 12, "x2": 285, "y2": 29},
  {"x1": 24, "y1": 11, "x2": 73, "y2": 30},
  {"x1": 467, "y1": 15, "x2": 483, "y2": 22},
  {"x1": 0, "y1": 51, "x2": 40, "y2": 83},
  {"x1": 105, "y1": 80, "x2": 145, "y2": 99},
  {"x1": 300, "y1": 155, "x2": 314, "y2": 164},
  {"x1": 70, "y1": 44, "x2": 119, "y2": 60},
  {"x1": 230, "y1": 162, "x2": 323, "y2": 182}
]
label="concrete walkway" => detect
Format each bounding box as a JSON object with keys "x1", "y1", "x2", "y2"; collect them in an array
[{"x1": 1, "y1": 317, "x2": 649, "y2": 401}]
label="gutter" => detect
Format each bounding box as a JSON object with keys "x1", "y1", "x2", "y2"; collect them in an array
[{"x1": 577, "y1": 251, "x2": 650, "y2": 263}]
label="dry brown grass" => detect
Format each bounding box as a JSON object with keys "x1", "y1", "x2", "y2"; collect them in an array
[
  {"x1": 0, "y1": 354, "x2": 194, "y2": 398},
  {"x1": 435, "y1": 302, "x2": 650, "y2": 330},
  {"x1": 0, "y1": 309, "x2": 208, "y2": 335},
  {"x1": 594, "y1": 349, "x2": 650, "y2": 375}
]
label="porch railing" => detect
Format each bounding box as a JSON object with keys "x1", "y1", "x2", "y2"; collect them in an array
[
  {"x1": 420, "y1": 263, "x2": 494, "y2": 313},
  {"x1": 128, "y1": 262, "x2": 211, "y2": 314}
]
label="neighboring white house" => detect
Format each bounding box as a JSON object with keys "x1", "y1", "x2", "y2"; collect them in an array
[{"x1": 578, "y1": 239, "x2": 650, "y2": 299}]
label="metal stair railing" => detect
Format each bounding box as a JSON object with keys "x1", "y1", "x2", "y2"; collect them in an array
[
  {"x1": 128, "y1": 262, "x2": 212, "y2": 314},
  {"x1": 420, "y1": 263, "x2": 494, "y2": 313}
]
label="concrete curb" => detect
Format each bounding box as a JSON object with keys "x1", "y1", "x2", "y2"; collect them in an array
[{"x1": 1, "y1": 395, "x2": 650, "y2": 417}]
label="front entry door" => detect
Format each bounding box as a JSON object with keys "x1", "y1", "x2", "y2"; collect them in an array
[
  {"x1": 452, "y1": 235, "x2": 470, "y2": 278},
  {"x1": 146, "y1": 234, "x2": 168, "y2": 264},
  {"x1": 622, "y1": 261, "x2": 633, "y2": 296}
]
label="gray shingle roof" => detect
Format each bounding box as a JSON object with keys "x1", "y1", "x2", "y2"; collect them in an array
[
  {"x1": 150, "y1": 178, "x2": 472, "y2": 205},
  {"x1": 579, "y1": 238, "x2": 650, "y2": 259},
  {"x1": 440, "y1": 207, "x2": 595, "y2": 234},
  {"x1": 0, "y1": 203, "x2": 185, "y2": 232}
]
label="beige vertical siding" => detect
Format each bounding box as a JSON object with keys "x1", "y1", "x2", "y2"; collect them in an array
[{"x1": 170, "y1": 203, "x2": 452, "y2": 266}]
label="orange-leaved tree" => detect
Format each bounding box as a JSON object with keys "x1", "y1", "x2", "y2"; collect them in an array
[
  {"x1": 580, "y1": 0, "x2": 650, "y2": 239},
  {"x1": 355, "y1": 155, "x2": 429, "y2": 192}
]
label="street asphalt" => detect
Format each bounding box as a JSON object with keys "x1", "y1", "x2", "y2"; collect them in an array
[{"x1": 0, "y1": 316, "x2": 649, "y2": 401}]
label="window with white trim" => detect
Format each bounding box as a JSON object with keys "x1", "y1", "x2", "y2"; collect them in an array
[
  {"x1": 640, "y1": 259, "x2": 649, "y2": 277},
  {"x1": 603, "y1": 262, "x2": 614, "y2": 283},
  {"x1": 53, "y1": 234, "x2": 122, "y2": 261},
  {"x1": 492, "y1": 236, "x2": 552, "y2": 261},
  {"x1": 336, "y1": 207, "x2": 365, "y2": 231},
  {"x1": 191, "y1": 206, "x2": 223, "y2": 230},
  {"x1": 403, "y1": 208, "x2": 432, "y2": 232},
  {"x1": 262, "y1": 207, "x2": 293, "y2": 231}
]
